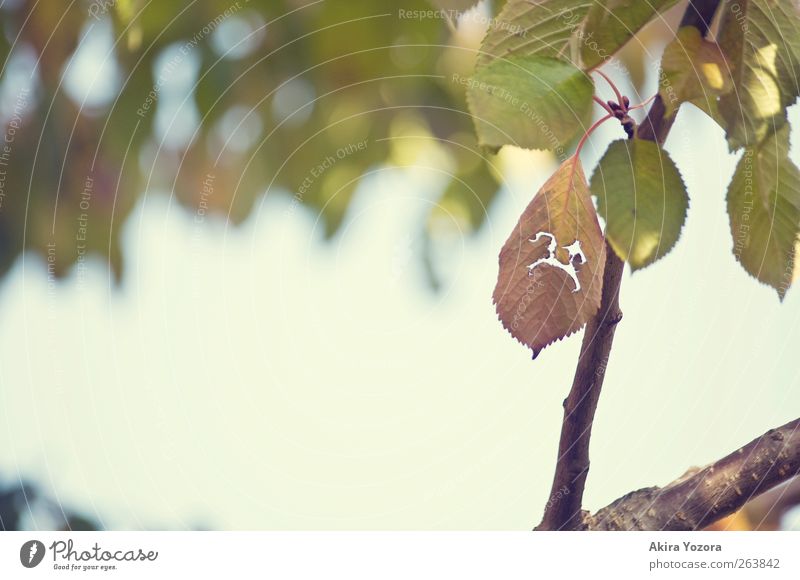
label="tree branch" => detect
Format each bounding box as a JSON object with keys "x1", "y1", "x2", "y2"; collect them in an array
[
  {"x1": 536, "y1": 245, "x2": 624, "y2": 530},
  {"x1": 585, "y1": 417, "x2": 800, "y2": 530},
  {"x1": 536, "y1": 0, "x2": 723, "y2": 531}
]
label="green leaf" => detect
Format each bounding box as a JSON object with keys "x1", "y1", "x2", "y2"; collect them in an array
[
  {"x1": 615, "y1": 39, "x2": 648, "y2": 95},
  {"x1": 477, "y1": 0, "x2": 592, "y2": 69},
  {"x1": 717, "y1": 0, "x2": 800, "y2": 150},
  {"x1": 687, "y1": 92, "x2": 727, "y2": 127},
  {"x1": 580, "y1": 0, "x2": 681, "y2": 70},
  {"x1": 477, "y1": 0, "x2": 679, "y2": 71},
  {"x1": 660, "y1": 27, "x2": 732, "y2": 116},
  {"x1": 466, "y1": 55, "x2": 593, "y2": 151},
  {"x1": 494, "y1": 157, "x2": 606, "y2": 355},
  {"x1": 591, "y1": 139, "x2": 688, "y2": 270},
  {"x1": 727, "y1": 124, "x2": 800, "y2": 299}
]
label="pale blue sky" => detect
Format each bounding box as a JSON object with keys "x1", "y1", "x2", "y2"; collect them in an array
[{"x1": 1, "y1": 100, "x2": 799, "y2": 529}]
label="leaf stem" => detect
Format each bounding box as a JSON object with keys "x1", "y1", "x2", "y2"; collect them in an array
[
  {"x1": 593, "y1": 70, "x2": 623, "y2": 106},
  {"x1": 572, "y1": 113, "x2": 613, "y2": 163},
  {"x1": 627, "y1": 94, "x2": 658, "y2": 112},
  {"x1": 592, "y1": 96, "x2": 614, "y2": 115},
  {"x1": 568, "y1": 113, "x2": 613, "y2": 193}
]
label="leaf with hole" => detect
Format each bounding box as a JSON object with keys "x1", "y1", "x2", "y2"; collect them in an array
[
  {"x1": 590, "y1": 138, "x2": 688, "y2": 270},
  {"x1": 727, "y1": 124, "x2": 800, "y2": 299},
  {"x1": 493, "y1": 157, "x2": 606, "y2": 355},
  {"x1": 466, "y1": 55, "x2": 593, "y2": 151}
]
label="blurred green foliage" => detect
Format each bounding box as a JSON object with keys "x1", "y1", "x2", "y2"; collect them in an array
[
  {"x1": 0, "y1": 0, "x2": 660, "y2": 285},
  {"x1": 0, "y1": 0, "x2": 499, "y2": 283}
]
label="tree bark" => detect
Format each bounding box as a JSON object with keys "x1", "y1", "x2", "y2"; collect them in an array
[{"x1": 585, "y1": 418, "x2": 800, "y2": 530}]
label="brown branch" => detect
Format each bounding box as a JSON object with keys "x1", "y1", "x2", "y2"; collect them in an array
[
  {"x1": 585, "y1": 417, "x2": 800, "y2": 530},
  {"x1": 536, "y1": 0, "x2": 723, "y2": 531},
  {"x1": 536, "y1": 245, "x2": 624, "y2": 530}
]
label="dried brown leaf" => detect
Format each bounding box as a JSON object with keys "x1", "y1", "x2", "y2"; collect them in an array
[{"x1": 493, "y1": 158, "x2": 606, "y2": 355}]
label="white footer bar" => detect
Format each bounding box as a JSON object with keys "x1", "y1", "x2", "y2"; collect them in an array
[{"x1": 1, "y1": 532, "x2": 797, "y2": 578}]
